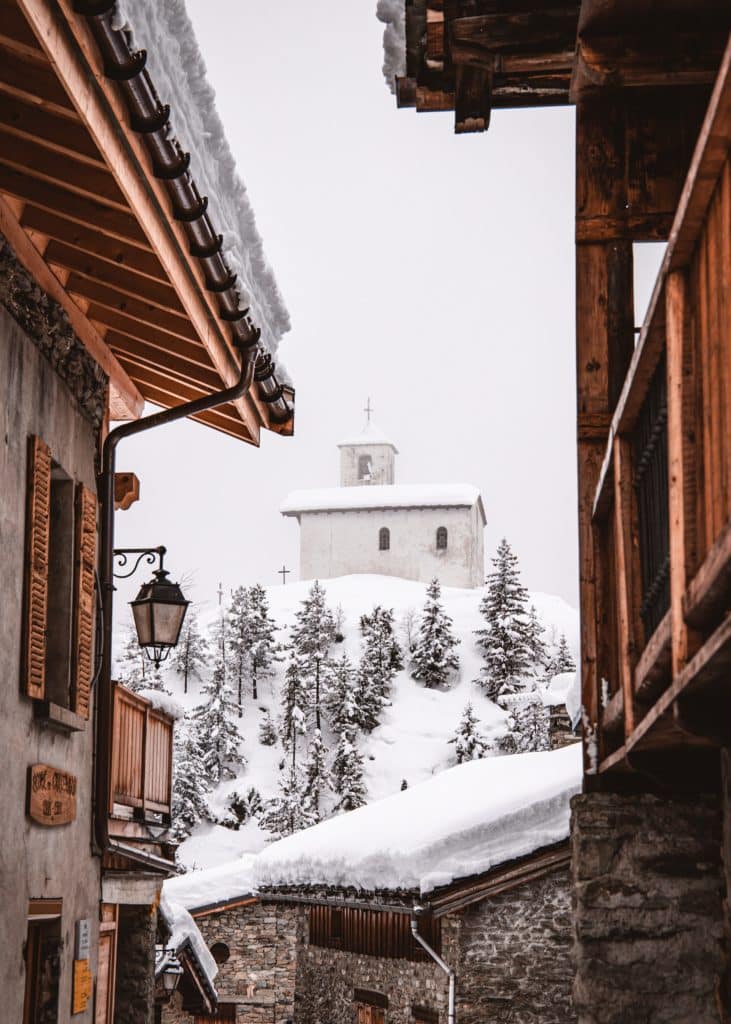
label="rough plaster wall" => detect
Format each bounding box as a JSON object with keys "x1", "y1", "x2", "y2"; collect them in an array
[
  {"x1": 163, "y1": 902, "x2": 298, "y2": 1024},
  {"x1": 340, "y1": 444, "x2": 396, "y2": 487},
  {"x1": 571, "y1": 791, "x2": 725, "y2": 1024},
  {"x1": 298, "y1": 506, "x2": 483, "y2": 588},
  {"x1": 0, "y1": 307, "x2": 100, "y2": 1023}
]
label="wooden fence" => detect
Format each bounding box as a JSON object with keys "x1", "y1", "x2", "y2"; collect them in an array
[{"x1": 110, "y1": 683, "x2": 174, "y2": 821}]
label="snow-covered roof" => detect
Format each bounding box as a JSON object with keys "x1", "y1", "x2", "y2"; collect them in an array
[
  {"x1": 376, "y1": 0, "x2": 407, "y2": 94},
  {"x1": 255, "y1": 745, "x2": 582, "y2": 895},
  {"x1": 158, "y1": 891, "x2": 218, "y2": 997},
  {"x1": 164, "y1": 855, "x2": 258, "y2": 913},
  {"x1": 540, "y1": 672, "x2": 578, "y2": 709},
  {"x1": 281, "y1": 483, "x2": 485, "y2": 519},
  {"x1": 337, "y1": 421, "x2": 399, "y2": 451},
  {"x1": 114, "y1": 0, "x2": 290, "y2": 361}
]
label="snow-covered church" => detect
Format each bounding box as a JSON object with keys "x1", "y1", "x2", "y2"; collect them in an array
[{"x1": 281, "y1": 420, "x2": 486, "y2": 587}]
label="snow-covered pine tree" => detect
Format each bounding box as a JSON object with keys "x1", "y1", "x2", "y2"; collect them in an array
[
  {"x1": 227, "y1": 586, "x2": 252, "y2": 716},
  {"x1": 330, "y1": 730, "x2": 367, "y2": 812},
  {"x1": 548, "y1": 633, "x2": 576, "y2": 675},
  {"x1": 172, "y1": 611, "x2": 209, "y2": 694},
  {"x1": 475, "y1": 538, "x2": 534, "y2": 700},
  {"x1": 505, "y1": 691, "x2": 551, "y2": 753},
  {"x1": 142, "y1": 663, "x2": 170, "y2": 694},
  {"x1": 526, "y1": 604, "x2": 549, "y2": 673},
  {"x1": 410, "y1": 578, "x2": 460, "y2": 689},
  {"x1": 258, "y1": 708, "x2": 278, "y2": 746},
  {"x1": 258, "y1": 763, "x2": 315, "y2": 838},
  {"x1": 220, "y1": 786, "x2": 262, "y2": 830},
  {"x1": 323, "y1": 653, "x2": 360, "y2": 736},
  {"x1": 247, "y1": 584, "x2": 280, "y2": 701},
  {"x1": 171, "y1": 716, "x2": 210, "y2": 840},
  {"x1": 360, "y1": 606, "x2": 403, "y2": 684},
  {"x1": 279, "y1": 654, "x2": 309, "y2": 758},
  {"x1": 290, "y1": 580, "x2": 336, "y2": 731},
  {"x1": 302, "y1": 728, "x2": 330, "y2": 821},
  {"x1": 194, "y1": 655, "x2": 245, "y2": 784},
  {"x1": 449, "y1": 702, "x2": 490, "y2": 763},
  {"x1": 115, "y1": 624, "x2": 147, "y2": 691},
  {"x1": 353, "y1": 658, "x2": 387, "y2": 733}
]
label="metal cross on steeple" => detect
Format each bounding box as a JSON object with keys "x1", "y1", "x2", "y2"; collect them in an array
[
  {"x1": 278, "y1": 564, "x2": 291, "y2": 585},
  {"x1": 363, "y1": 397, "x2": 374, "y2": 424}
]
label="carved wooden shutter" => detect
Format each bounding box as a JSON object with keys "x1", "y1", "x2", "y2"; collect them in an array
[
  {"x1": 23, "y1": 436, "x2": 51, "y2": 699},
  {"x1": 71, "y1": 484, "x2": 97, "y2": 719}
]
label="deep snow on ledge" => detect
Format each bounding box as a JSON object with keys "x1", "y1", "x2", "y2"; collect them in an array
[
  {"x1": 254, "y1": 744, "x2": 582, "y2": 895},
  {"x1": 280, "y1": 483, "x2": 483, "y2": 515}
]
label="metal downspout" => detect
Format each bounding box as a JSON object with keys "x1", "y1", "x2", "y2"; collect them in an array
[
  {"x1": 93, "y1": 340, "x2": 258, "y2": 864},
  {"x1": 410, "y1": 915, "x2": 456, "y2": 1024}
]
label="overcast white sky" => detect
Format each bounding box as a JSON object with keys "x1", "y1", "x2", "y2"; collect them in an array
[{"x1": 115, "y1": 0, "x2": 586, "y2": 621}]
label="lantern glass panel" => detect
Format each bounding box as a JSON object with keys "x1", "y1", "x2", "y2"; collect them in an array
[{"x1": 131, "y1": 600, "x2": 154, "y2": 647}]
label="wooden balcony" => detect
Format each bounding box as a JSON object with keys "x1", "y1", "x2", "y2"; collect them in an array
[
  {"x1": 589, "y1": 42, "x2": 731, "y2": 774},
  {"x1": 108, "y1": 682, "x2": 174, "y2": 848}
]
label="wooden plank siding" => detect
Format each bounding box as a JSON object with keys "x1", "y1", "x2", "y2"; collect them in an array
[
  {"x1": 110, "y1": 683, "x2": 173, "y2": 820},
  {"x1": 308, "y1": 904, "x2": 441, "y2": 963}
]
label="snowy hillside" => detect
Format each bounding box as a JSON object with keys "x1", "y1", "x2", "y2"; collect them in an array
[{"x1": 132, "y1": 574, "x2": 579, "y2": 872}]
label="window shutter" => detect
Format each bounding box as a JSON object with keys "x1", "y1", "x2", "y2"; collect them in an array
[
  {"x1": 23, "y1": 435, "x2": 51, "y2": 699},
  {"x1": 71, "y1": 484, "x2": 97, "y2": 719}
]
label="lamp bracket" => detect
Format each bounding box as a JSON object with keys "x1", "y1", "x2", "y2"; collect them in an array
[{"x1": 113, "y1": 546, "x2": 166, "y2": 580}]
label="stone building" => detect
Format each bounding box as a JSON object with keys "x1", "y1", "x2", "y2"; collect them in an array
[
  {"x1": 281, "y1": 423, "x2": 486, "y2": 588},
  {"x1": 162, "y1": 746, "x2": 581, "y2": 1024},
  {"x1": 0, "y1": 2, "x2": 294, "y2": 1020}
]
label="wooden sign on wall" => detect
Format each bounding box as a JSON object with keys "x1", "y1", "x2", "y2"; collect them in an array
[
  {"x1": 28, "y1": 764, "x2": 77, "y2": 826},
  {"x1": 72, "y1": 958, "x2": 92, "y2": 1014}
]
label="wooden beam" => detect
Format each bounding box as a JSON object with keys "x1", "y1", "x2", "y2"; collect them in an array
[
  {"x1": 20, "y1": 0, "x2": 260, "y2": 440},
  {"x1": 612, "y1": 436, "x2": 640, "y2": 736},
  {"x1": 450, "y1": 9, "x2": 579, "y2": 67},
  {"x1": 0, "y1": 43, "x2": 77, "y2": 117},
  {"x1": 0, "y1": 192, "x2": 143, "y2": 419},
  {"x1": 685, "y1": 518, "x2": 731, "y2": 630},
  {"x1": 108, "y1": 334, "x2": 221, "y2": 392},
  {"x1": 454, "y1": 63, "x2": 492, "y2": 133},
  {"x1": 84, "y1": 299, "x2": 199, "y2": 346},
  {"x1": 575, "y1": 31, "x2": 725, "y2": 93},
  {"x1": 634, "y1": 608, "x2": 672, "y2": 701},
  {"x1": 101, "y1": 328, "x2": 216, "y2": 379},
  {"x1": 67, "y1": 278, "x2": 196, "y2": 341},
  {"x1": 0, "y1": 93, "x2": 101, "y2": 164}
]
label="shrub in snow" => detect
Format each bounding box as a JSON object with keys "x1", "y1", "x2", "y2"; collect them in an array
[
  {"x1": 302, "y1": 729, "x2": 330, "y2": 822},
  {"x1": 410, "y1": 578, "x2": 460, "y2": 689},
  {"x1": 172, "y1": 611, "x2": 209, "y2": 694},
  {"x1": 171, "y1": 716, "x2": 210, "y2": 841},
  {"x1": 330, "y1": 730, "x2": 367, "y2": 812},
  {"x1": 502, "y1": 692, "x2": 551, "y2": 754},
  {"x1": 194, "y1": 656, "x2": 245, "y2": 784},
  {"x1": 259, "y1": 764, "x2": 316, "y2": 839},
  {"x1": 449, "y1": 702, "x2": 490, "y2": 764},
  {"x1": 220, "y1": 786, "x2": 263, "y2": 830},
  {"x1": 258, "y1": 709, "x2": 278, "y2": 747},
  {"x1": 475, "y1": 538, "x2": 534, "y2": 700},
  {"x1": 290, "y1": 580, "x2": 337, "y2": 731},
  {"x1": 334, "y1": 603, "x2": 346, "y2": 644}
]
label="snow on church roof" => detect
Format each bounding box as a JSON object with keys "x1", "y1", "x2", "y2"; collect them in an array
[
  {"x1": 255, "y1": 745, "x2": 582, "y2": 895},
  {"x1": 281, "y1": 483, "x2": 484, "y2": 518},
  {"x1": 336, "y1": 421, "x2": 399, "y2": 451}
]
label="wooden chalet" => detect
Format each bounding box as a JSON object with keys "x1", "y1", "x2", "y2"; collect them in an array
[
  {"x1": 383, "y1": 1, "x2": 731, "y2": 1018},
  {"x1": 0, "y1": 1, "x2": 293, "y2": 1021}
]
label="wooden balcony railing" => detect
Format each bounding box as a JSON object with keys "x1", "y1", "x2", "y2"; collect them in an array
[
  {"x1": 590, "y1": 42, "x2": 731, "y2": 768},
  {"x1": 110, "y1": 683, "x2": 174, "y2": 823}
]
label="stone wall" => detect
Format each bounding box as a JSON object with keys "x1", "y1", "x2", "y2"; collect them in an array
[
  {"x1": 115, "y1": 904, "x2": 158, "y2": 1024},
  {"x1": 163, "y1": 901, "x2": 299, "y2": 1024},
  {"x1": 456, "y1": 870, "x2": 575, "y2": 1024},
  {"x1": 571, "y1": 791, "x2": 725, "y2": 1024}
]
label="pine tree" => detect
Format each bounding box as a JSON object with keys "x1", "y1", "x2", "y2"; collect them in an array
[
  {"x1": 410, "y1": 578, "x2": 460, "y2": 689},
  {"x1": 509, "y1": 693, "x2": 551, "y2": 753},
  {"x1": 220, "y1": 786, "x2": 262, "y2": 830},
  {"x1": 302, "y1": 729, "x2": 330, "y2": 821},
  {"x1": 360, "y1": 606, "x2": 403, "y2": 686},
  {"x1": 142, "y1": 662, "x2": 170, "y2": 695},
  {"x1": 279, "y1": 655, "x2": 309, "y2": 758},
  {"x1": 227, "y1": 586, "x2": 252, "y2": 716},
  {"x1": 247, "y1": 584, "x2": 280, "y2": 701},
  {"x1": 353, "y1": 659, "x2": 387, "y2": 734},
  {"x1": 171, "y1": 716, "x2": 210, "y2": 840},
  {"x1": 525, "y1": 604, "x2": 548, "y2": 673},
  {"x1": 330, "y1": 730, "x2": 367, "y2": 812},
  {"x1": 115, "y1": 624, "x2": 147, "y2": 691},
  {"x1": 194, "y1": 655, "x2": 245, "y2": 784},
  {"x1": 475, "y1": 538, "x2": 534, "y2": 700},
  {"x1": 323, "y1": 653, "x2": 360, "y2": 736},
  {"x1": 290, "y1": 580, "x2": 336, "y2": 731},
  {"x1": 258, "y1": 708, "x2": 278, "y2": 746},
  {"x1": 449, "y1": 702, "x2": 490, "y2": 763},
  {"x1": 547, "y1": 633, "x2": 576, "y2": 676},
  {"x1": 259, "y1": 763, "x2": 316, "y2": 838},
  {"x1": 172, "y1": 611, "x2": 209, "y2": 694}
]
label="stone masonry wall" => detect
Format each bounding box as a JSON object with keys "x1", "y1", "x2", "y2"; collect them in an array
[
  {"x1": 571, "y1": 792, "x2": 725, "y2": 1024},
  {"x1": 163, "y1": 901, "x2": 298, "y2": 1024},
  {"x1": 456, "y1": 870, "x2": 575, "y2": 1024}
]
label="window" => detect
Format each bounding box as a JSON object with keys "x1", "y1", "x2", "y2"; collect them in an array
[
  {"x1": 22, "y1": 436, "x2": 96, "y2": 720},
  {"x1": 358, "y1": 454, "x2": 373, "y2": 480},
  {"x1": 436, "y1": 526, "x2": 448, "y2": 550},
  {"x1": 210, "y1": 942, "x2": 230, "y2": 964},
  {"x1": 23, "y1": 901, "x2": 62, "y2": 1024},
  {"x1": 379, "y1": 527, "x2": 390, "y2": 551}
]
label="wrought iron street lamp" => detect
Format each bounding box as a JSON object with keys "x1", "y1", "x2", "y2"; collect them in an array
[{"x1": 113, "y1": 547, "x2": 189, "y2": 668}]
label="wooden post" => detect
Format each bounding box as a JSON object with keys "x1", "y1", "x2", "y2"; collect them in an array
[{"x1": 613, "y1": 436, "x2": 641, "y2": 736}]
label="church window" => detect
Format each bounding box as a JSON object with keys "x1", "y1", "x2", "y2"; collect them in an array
[
  {"x1": 358, "y1": 454, "x2": 373, "y2": 480},
  {"x1": 436, "y1": 526, "x2": 448, "y2": 550},
  {"x1": 379, "y1": 527, "x2": 390, "y2": 551}
]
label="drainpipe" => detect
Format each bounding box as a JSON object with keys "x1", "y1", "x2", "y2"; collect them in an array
[
  {"x1": 94, "y1": 339, "x2": 258, "y2": 863},
  {"x1": 411, "y1": 911, "x2": 456, "y2": 1024}
]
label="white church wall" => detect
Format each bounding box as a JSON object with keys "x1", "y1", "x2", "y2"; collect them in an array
[
  {"x1": 340, "y1": 444, "x2": 395, "y2": 487},
  {"x1": 298, "y1": 505, "x2": 484, "y2": 588}
]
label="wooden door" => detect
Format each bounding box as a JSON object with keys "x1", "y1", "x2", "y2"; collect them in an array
[{"x1": 356, "y1": 1005, "x2": 386, "y2": 1024}]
